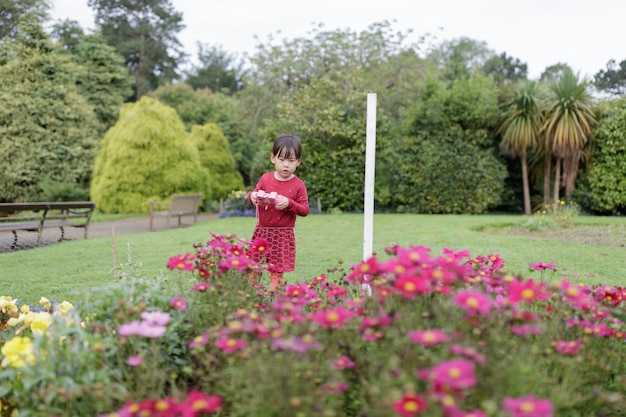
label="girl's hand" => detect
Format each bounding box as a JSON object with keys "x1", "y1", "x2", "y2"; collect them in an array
[
  {"x1": 250, "y1": 191, "x2": 258, "y2": 205},
  {"x1": 275, "y1": 195, "x2": 288, "y2": 210}
]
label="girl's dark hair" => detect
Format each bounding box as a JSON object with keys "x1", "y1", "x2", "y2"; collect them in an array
[{"x1": 272, "y1": 133, "x2": 302, "y2": 160}]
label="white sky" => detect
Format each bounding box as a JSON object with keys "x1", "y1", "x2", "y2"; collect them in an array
[{"x1": 50, "y1": 0, "x2": 625, "y2": 80}]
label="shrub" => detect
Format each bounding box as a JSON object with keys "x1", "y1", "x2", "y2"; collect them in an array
[{"x1": 90, "y1": 96, "x2": 210, "y2": 213}]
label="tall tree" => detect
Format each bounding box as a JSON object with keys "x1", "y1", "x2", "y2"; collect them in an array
[
  {"x1": 482, "y1": 52, "x2": 528, "y2": 85},
  {"x1": 498, "y1": 81, "x2": 542, "y2": 214},
  {"x1": 52, "y1": 20, "x2": 133, "y2": 134},
  {"x1": 88, "y1": 0, "x2": 186, "y2": 100},
  {"x1": 185, "y1": 43, "x2": 245, "y2": 94},
  {"x1": 0, "y1": 0, "x2": 49, "y2": 41},
  {"x1": 541, "y1": 69, "x2": 595, "y2": 203},
  {"x1": 0, "y1": 14, "x2": 99, "y2": 202},
  {"x1": 594, "y1": 59, "x2": 626, "y2": 97}
]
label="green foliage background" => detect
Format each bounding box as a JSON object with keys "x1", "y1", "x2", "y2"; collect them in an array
[{"x1": 90, "y1": 96, "x2": 210, "y2": 213}]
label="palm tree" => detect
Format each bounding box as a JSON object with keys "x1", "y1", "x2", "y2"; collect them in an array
[
  {"x1": 541, "y1": 69, "x2": 595, "y2": 203},
  {"x1": 498, "y1": 81, "x2": 542, "y2": 214}
]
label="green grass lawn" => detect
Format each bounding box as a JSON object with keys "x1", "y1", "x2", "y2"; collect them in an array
[{"x1": 1, "y1": 213, "x2": 625, "y2": 304}]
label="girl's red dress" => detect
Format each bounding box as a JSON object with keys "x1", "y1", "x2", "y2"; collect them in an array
[{"x1": 248, "y1": 172, "x2": 309, "y2": 272}]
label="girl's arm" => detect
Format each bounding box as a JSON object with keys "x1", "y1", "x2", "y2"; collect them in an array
[{"x1": 286, "y1": 183, "x2": 309, "y2": 217}]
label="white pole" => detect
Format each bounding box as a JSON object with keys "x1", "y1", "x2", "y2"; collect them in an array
[{"x1": 363, "y1": 93, "x2": 377, "y2": 295}]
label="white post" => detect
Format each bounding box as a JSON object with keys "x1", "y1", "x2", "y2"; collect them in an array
[{"x1": 362, "y1": 93, "x2": 377, "y2": 295}]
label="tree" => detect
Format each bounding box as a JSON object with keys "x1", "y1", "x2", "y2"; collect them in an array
[
  {"x1": 482, "y1": 52, "x2": 528, "y2": 85},
  {"x1": 0, "y1": 0, "x2": 49, "y2": 41},
  {"x1": 88, "y1": 0, "x2": 186, "y2": 100},
  {"x1": 0, "y1": 14, "x2": 99, "y2": 202},
  {"x1": 498, "y1": 81, "x2": 542, "y2": 214},
  {"x1": 575, "y1": 97, "x2": 626, "y2": 214},
  {"x1": 393, "y1": 73, "x2": 507, "y2": 214},
  {"x1": 52, "y1": 20, "x2": 133, "y2": 134},
  {"x1": 594, "y1": 59, "x2": 626, "y2": 97},
  {"x1": 539, "y1": 62, "x2": 572, "y2": 82},
  {"x1": 90, "y1": 96, "x2": 210, "y2": 213},
  {"x1": 426, "y1": 37, "x2": 494, "y2": 81},
  {"x1": 185, "y1": 43, "x2": 245, "y2": 94},
  {"x1": 541, "y1": 69, "x2": 595, "y2": 203},
  {"x1": 189, "y1": 123, "x2": 243, "y2": 200}
]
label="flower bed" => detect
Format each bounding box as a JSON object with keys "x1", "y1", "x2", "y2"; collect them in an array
[{"x1": 1, "y1": 233, "x2": 625, "y2": 416}]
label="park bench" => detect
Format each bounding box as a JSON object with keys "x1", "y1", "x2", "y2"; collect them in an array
[
  {"x1": 149, "y1": 194, "x2": 202, "y2": 231},
  {"x1": 0, "y1": 202, "x2": 96, "y2": 248}
]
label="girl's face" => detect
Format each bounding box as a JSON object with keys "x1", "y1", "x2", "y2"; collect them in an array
[{"x1": 270, "y1": 149, "x2": 301, "y2": 180}]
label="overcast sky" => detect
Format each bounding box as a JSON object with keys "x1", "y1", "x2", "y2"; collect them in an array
[{"x1": 50, "y1": 0, "x2": 625, "y2": 80}]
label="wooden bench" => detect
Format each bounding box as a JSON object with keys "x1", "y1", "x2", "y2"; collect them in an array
[
  {"x1": 149, "y1": 194, "x2": 202, "y2": 231},
  {"x1": 0, "y1": 202, "x2": 96, "y2": 248}
]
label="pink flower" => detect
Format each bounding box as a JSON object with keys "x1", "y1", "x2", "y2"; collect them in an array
[
  {"x1": 507, "y1": 279, "x2": 549, "y2": 304},
  {"x1": 167, "y1": 253, "x2": 195, "y2": 271},
  {"x1": 332, "y1": 355, "x2": 355, "y2": 370},
  {"x1": 393, "y1": 276, "x2": 431, "y2": 299},
  {"x1": 140, "y1": 311, "x2": 171, "y2": 326},
  {"x1": 428, "y1": 358, "x2": 477, "y2": 391},
  {"x1": 127, "y1": 355, "x2": 142, "y2": 366},
  {"x1": 529, "y1": 260, "x2": 556, "y2": 271},
  {"x1": 310, "y1": 307, "x2": 354, "y2": 328},
  {"x1": 452, "y1": 290, "x2": 492, "y2": 316},
  {"x1": 215, "y1": 337, "x2": 246, "y2": 353},
  {"x1": 509, "y1": 324, "x2": 543, "y2": 337},
  {"x1": 503, "y1": 395, "x2": 553, "y2": 417},
  {"x1": 190, "y1": 282, "x2": 212, "y2": 292},
  {"x1": 170, "y1": 297, "x2": 187, "y2": 311},
  {"x1": 408, "y1": 329, "x2": 450, "y2": 347},
  {"x1": 392, "y1": 393, "x2": 428, "y2": 416},
  {"x1": 188, "y1": 332, "x2": 210, "y2": 349},
  {"x1": 249, "y1": 238, "x2": 270, "y2": 255},
  {"x1": 553, "y1": 340, "x2": 582, "y2": 355},
  {"x1": 184, "y1": 391, "x2": 223, "y2": 414},
  {"x1": 118, "y1": 320, "x2": 167, "y2": 339}
]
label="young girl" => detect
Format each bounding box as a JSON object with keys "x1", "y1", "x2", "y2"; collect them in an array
[{"x1": 247, "y1": 133, "x2": 309, "y2": 291}]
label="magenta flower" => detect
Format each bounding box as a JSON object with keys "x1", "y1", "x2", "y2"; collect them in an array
[
  {"x1": 503, "y1": 395, "x2": 553, "y2": 417},
  {"x1": 507, "y1": 279, "x2": 549, "y2": 304},
  {"x1": 529, "y1": 260, "x2": 556, "y2": 271},
  {"x1": 310, "y1": 307, "x2": 354, "y2": 328},
  {"x1": 118, "y1": 320, "x2": 167, "y2": 339},
  {"x1": 393, "y1": 276, "x2": 431, "y2": 299},
  {"x1": 166, "y1": 253, "x2": 195, "y2": 271},
  {"x1": 170, "y1": 297, "x2": 187, "y2": 311},
  {"x1": 190, "y1": 282, "x2": 212, "y2": 292},
  {"x1": 323, "y1": 381, "x2": 349, "y2": 393},
  {"x1": 188, "y1": 332, "x2": 210, "y2": 349},
  {"x1": 428, "y1": 358, "x2": 477, "y2": 391},
  {"x1": 270, "y1": 335, "x2": 321, "y2": 353},
  {"x1": 391, "y1": 393, "x2": 428, "y2": 416},
  {"x1": 553, "y1": 340, "x2": 582, "y2": 355},
  {"x1": 127, "y1": 355, "x2": 142, "y2": 366},
  {"x1": 215, "y1": 337, "x2": 246, "y2": 353},
  {"x1": 332, "y1": 355, "x2": 355, "y2": 370},
  {"x1": 118, "y1": 320, "x2": 144, "y2": 337},
  {"x1": 408, "y1": 329, "x2": 450, "y2": 347},
  {"x1": 452, "y1": 290, "x2": 492, "y2": 316}
]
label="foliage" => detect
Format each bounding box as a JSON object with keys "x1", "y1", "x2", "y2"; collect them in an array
[
  {"x1": 0, "y1": 0, "x2": 49, "y2": 41},
  {"x1": 189, "y1": 123, "x2": 243, "y2": 201},
  {"x1": 151, "y1": 83, "x2": 255, "y2": 184},
  {"x1": 393, "y1": 73, "x2": 507, "y2": 213},
  {"x1": 0, "y1": 15, "x2": 100, "y2": 202},
  {"x1": 90, "y1": 96, "x2": 210, "y2": 213},
  {"x1": 520, "y1": 200, "x2": 581, "y2": 231},
  {"x1": 575, "y1": 97, "x2": 626, "y2": 214},
  {"x1": 52, "y1": 23, "x2": 133, "y2": 135},
  {"x1": 184, "y1": 43, "x2": 245, "y2": 94},
  {"x1": 37, "y1": 179, "x2": 90, "y2": 202},
  {"x1": 88, "y1": 0, "x2": 186, "y2": 100},
  {"x1": 1, "y1": 234, "x2": 626, "y2": 416},
  {"x1": 594, "y1": 58, "x2": 626, "y2": 97},
  {"x1": 482, "y1": 52, "x2": 529, "y2": 85}
]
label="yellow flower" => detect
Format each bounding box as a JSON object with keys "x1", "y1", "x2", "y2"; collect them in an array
[
  {"x1": 58, "y1": 301, "x2": 74, "y2": 316},
  {"x1": 0, "y1": 296, "x2": 18, "y2": 312},
  {"x1": 29, "y1": 312, "x2": 53, "y2": 334},
  {"x1": 1, "y1": 336, "x2": 36, "y2": 368},
  {"x1": 39, "y1": 297, "x2": 51, "y2": 310},
  {"x1": 20, "y1": 304, "x2": 30, "y2": 314}
]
